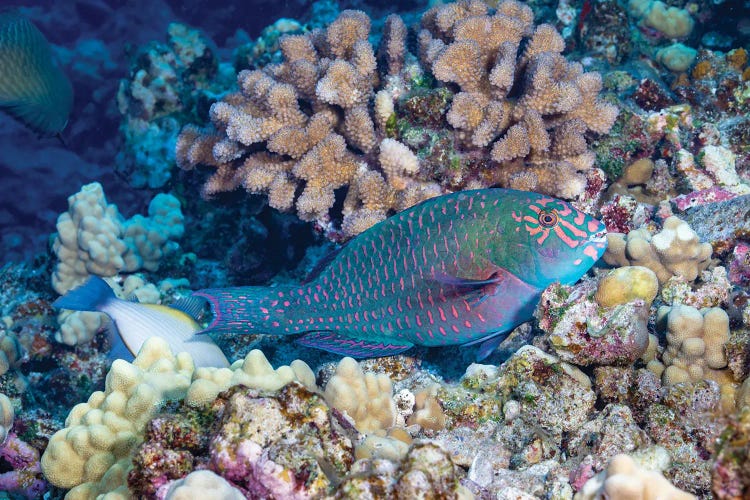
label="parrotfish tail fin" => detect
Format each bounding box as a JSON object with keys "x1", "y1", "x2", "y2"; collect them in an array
[
  {"x1": 296, "y1": 332, "x2": 414, "y2": 358},
  {"x1": 53, "y1": 276, "x2": 115, "y2": 312},
  {"x1": 193, "y1": 286, "x2": 293, "y2": 336}
]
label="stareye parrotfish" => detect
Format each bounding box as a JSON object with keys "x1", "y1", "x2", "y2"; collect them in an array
[
  {"x1": 0, "y1": 10, "x2": 73, "y2": 136},
  {"x1": 197, "y1": 189, "x2": 607, "y2": 359},
  {"x1": 54, "y1": 276, "x2": 229, "y2": 368}
]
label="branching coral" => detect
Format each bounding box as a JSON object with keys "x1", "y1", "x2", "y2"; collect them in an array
[
  {"x1": 176, "y1": 0, "x2": 616, "y2": 240},
  {"x1": 420, "y1": 0, "x2": 618, "y2": 199},
  {"x1": 176, "y1": 9, "x2": 438, "y2": 239}
]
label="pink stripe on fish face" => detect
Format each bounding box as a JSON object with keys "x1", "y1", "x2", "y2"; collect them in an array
[
  {"x1": 559, "y1": 219, "x2": 588, "y2": 238},
  {"x1": 553, "y1": 225, "x2": 578, "y2": 248}
]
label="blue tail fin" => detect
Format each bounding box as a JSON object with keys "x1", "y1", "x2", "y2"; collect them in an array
[
  {"x1": 53, "y1": 276, "x2": 116, "y2": 311},
  {"x1": 193, "y1": 285, "x2": 296, "y2": 336}
]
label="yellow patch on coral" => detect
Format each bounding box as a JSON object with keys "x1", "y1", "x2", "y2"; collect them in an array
[
  {"x1": 726, "y1": 47, "x2": 748, "y2": 71},
  {"x1": 690, "y1": 59, "x2": 714, "y2": 80},
  {"x1": 595, "y1": 266, "x2": 659, "y2": 307}
]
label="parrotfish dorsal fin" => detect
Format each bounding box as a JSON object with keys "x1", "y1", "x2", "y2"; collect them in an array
[
  {"x1": 170, "y1": 296, "x2": 208, "y2": 321},
  {"x1": 296, "y1": 331, "x2": 414, "y2": 358},
  {"x1": 302, "y1": 243, "x2": 347, "y2": 284}
]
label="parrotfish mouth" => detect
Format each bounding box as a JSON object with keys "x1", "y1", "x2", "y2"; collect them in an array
[
  {"x1": 589, "y1": 228, "x2": 607, "y2": 245},
  {"x1": 582, "y1": 228, "x2": 608, "y2": 261}
]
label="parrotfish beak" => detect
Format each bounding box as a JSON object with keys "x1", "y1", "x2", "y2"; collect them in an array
[{"x1": 583, "y1": 226, "x2": 608, "y2": 262}]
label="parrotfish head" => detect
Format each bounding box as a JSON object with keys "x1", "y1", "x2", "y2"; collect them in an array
[{"x1": 491, "y1": 190, "x2": 607, "y2": 290}]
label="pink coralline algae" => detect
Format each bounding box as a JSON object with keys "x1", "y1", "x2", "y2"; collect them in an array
[
  {"x1": 728, "y1": 242, "x2": 750, "y2": 285},
  {"x1": 536, "y1": 281, "x2": 650, "y2": 367},
  {"x1": 0, "y1": 433, "x2": 48, "y2": 499},
  {"x1": 129, "y1": 443, "x2": 194, "y2": 497},
  {"x1": 208, "y1": 383, "x2": 356, "y2": 499},
  {"x1": 712, "y1": 409, "x2": 750, "y2": 500},
  {"x1": 600, "y1": 194, "x2": 640, "y2": 234},
  {"x1": 671, "y1": 186, "x2": 740, "y2": 211},
  {"x1": 128, "y1": 405, "x2": 216, "y2": 498}
]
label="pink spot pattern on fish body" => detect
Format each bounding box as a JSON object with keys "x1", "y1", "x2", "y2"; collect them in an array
[{"x1": 194, "y1": 189, "x2": 607, "y2": 354}]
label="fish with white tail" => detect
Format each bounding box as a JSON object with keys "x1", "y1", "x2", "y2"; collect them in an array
[{"x1": 53, "y1": 276, "x2": 229, "y2": 368}]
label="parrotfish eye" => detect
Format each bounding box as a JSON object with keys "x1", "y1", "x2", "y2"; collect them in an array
[{"x1": 538, "y1": 209, "x2": 558, "y2": 228}]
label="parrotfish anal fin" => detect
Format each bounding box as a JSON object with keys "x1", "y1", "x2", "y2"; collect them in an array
[
  {"x1": 296, "y1": 332, "x2": 414, "y2": 358},
  {"x1": 462, "y1": 330, "x2": 510, "y2": 361}
]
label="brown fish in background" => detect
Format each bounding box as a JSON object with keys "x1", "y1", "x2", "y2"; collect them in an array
[{"x1": 0, "y1": 10, "x2": 73, "y2": 135}]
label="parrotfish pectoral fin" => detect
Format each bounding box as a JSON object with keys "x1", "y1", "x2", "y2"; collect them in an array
[
  {"x1": 53, "y1": 276, "x2": 115, "y2": 311},
  {"x1": 296, "y1": 332, "x2": 414, "y2": 358},
  {"x1": 433, "y1": 268, "x2": 510, "y2": 308},
  {"x1": 432, "y1": 271, "x2": 503, "y2": 287}
]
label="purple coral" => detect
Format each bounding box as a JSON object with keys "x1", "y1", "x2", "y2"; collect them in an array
[
  {"x1": 728, "y1": 242, "x2": 750, "y2": 285},
  {"x1": 0, "y1": 433, "x2": 48, "y2": 499}
]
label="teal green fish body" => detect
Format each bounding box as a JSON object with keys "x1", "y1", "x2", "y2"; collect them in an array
[
  {"x1": 0, "y1": 10, "x2": 73, "y2": 135},
  {"x1": 197, "y1": 189, "x2": 607, "y2": 358}
]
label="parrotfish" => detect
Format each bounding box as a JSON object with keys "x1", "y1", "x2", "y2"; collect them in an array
[
  {"x1": 197, "y1": 189, "x2": 607, "y2": 359},
  {"x1": 0, "y1": 10, "x2": 73, "y2": 136},
  {"x1": 54, "y1": 276, "x2": 229, "y2": 368}
]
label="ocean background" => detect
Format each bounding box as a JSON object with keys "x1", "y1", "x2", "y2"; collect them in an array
[{"x1": 1, "y1": 0, "x2": 750, "y2": 497}]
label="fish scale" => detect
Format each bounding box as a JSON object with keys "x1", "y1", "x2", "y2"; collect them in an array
[{"x1": 196, "y1": 188, "x2": 608, "y2": 358}]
